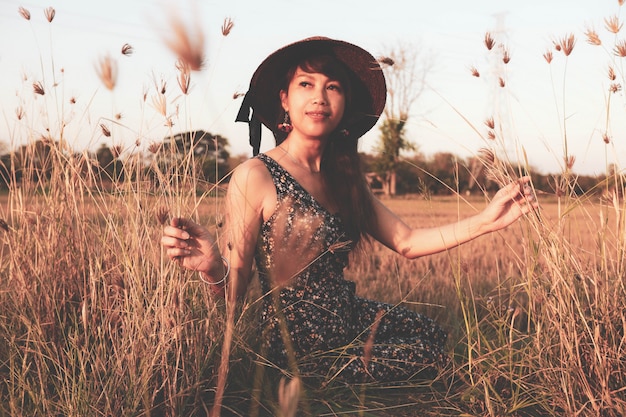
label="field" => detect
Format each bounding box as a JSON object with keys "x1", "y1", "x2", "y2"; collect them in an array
[
  {"x1": 350, "y1": 195, "x2": 601, "y2": 331},
  {"x1": 3, "y1": 3, "x2": 626, "y2": 415},
  {"x1": 1, "y1": 182, "x2": 623, "y2": 416}
]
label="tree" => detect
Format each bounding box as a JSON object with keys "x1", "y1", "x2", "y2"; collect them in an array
[
  {"x1": 15, "y1": 139, "x2": 55, "y2": 184},
  {"x1": 374, "y1": 41, "x2": 434, "y2": 196},
  {"x1": 95, "y1": 143, "x2": 124, "y2": 182},
  {"x1": 0, "y1": 141, "x2": 9, "y2": 189},
  {"x1": 158, "y1": 130, "x2": 231, "y2": 185}
]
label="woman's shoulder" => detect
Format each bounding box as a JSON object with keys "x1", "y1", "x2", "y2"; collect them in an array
[
  {"x1": 234, "y1": 155, "x2": 266, "y2": 171},
  {"x1": 229, "y1": 156, "x2": 278, "y2": 220},
  {"x1": 230, "y1": 155, "x2": 274, "y2": 189}
]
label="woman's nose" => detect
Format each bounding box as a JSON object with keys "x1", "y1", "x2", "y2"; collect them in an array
[{"x1": 311, "y1": 88, "x2": 327, "y2": 105}]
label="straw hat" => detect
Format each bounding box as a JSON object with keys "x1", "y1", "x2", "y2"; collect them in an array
[{"x1": 236, "y1": 37, "x2": 387, "y2": 154}]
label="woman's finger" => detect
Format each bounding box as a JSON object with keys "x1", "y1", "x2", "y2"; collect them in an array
[
  {"x1": 163, "y1": 225, "x2": 190, "y2": 240},
  {"x1": 166, "y1": 247, "x2": 190, "y2": 259},
  {"x1": 160, "y1": 235, "x2": 188, "y2": 249},
  {"x1": 171, "y1": 217, "x2": 201, "y2": 231}
]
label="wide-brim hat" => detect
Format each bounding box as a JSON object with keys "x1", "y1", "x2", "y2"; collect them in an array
[{"x1": 235, "y1": 37, "x2": 387, "y2": 155}]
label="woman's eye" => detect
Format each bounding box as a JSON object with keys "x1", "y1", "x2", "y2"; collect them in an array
[
  {"x1": 328, "y1": 84, "x2": 342, "y2": 92},
  {"x1": 299, "y1": 81, "x2": 311, "y2": 87}
]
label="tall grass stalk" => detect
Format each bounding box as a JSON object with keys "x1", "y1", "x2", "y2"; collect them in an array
[
  {"x1": 421, "y1": 5, "x2": 626, "y2": 414},
  {"x1": 4, "y1": 3, "x2": 626, "y2": 417}
]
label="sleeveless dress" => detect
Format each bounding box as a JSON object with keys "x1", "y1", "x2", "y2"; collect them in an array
[{"x1": 254, "y1": 154, "x2": 448, "y2": 384}]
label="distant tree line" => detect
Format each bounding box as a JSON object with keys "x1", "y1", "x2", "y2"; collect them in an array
[
  {"x1": 360, "y1": 151, "x2": 610, "y2": 198},
  {"x1": 0, "y1": 130, "x2": 232, "y2": 192},
  {"x1": 0, "y1": 131, "x2": 613, "y2": 198}
]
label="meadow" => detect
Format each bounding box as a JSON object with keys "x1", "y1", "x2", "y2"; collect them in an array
[
  {"x1": 2, "y1": 3, "x2": 626, "y2": 416},
  {"x1": 1, "y1": 180, "x2": 621, "y2": 416}
]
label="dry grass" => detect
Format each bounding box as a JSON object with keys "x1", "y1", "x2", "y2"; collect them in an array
[
  {"x1": 3, "y1": 3, "x2": 626, "y2": 416},
  {"x1": 2, "y1": 187, "x2": 621, "y2": 416}
]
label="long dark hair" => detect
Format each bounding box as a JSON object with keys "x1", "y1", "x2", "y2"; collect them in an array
[{"x1": 280, "y1": 55, "x2": 377, "y2": 245}]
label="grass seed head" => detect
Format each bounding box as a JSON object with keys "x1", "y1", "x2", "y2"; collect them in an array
[
  {"x1": 502, "y1": 48, "x2": 511, "y2": 64},
  {"x1": 221, "y1": 17, "x2": 234, "y2": 36},
  {"x1": 0, "y1": 219, "x2": 8, "y2": 232},
  {"x1": 156, "y1": 206, "x2": 169, "y2": 226},
  {"x1": 100, "y1": 123, "x2": 111, "y2": 137},
  {"x1": 121, "y1": 43, "x2": 134, "y2": 56},
  {"x1": 18, "y1": 6, "x2": 30, "y2": 20},
  {"x1": 44, "y1": 7, "x2": 55, "y2": 23},
  {"x1": 604, "y1": 15, "x2": 623, "y2": 34},
  {"x1": 543, "y1": 49, "x2": 553, "y2": 63},
  {"x1": 163, "y1": 10, "x2": 205, "y2": 71},
  {"x1": 614, "y1": 39, "x2": 626, "y2": 57},
  {"x1": 328, "y1": 240, "x2": 353, "y2": 254},
  {"x1": 81, "y1": 299, "x2": 88, "y2": 331},
  {"x1": 608, "y1": 66, "x2": 617, "y2": 81},
  {"x1": 484, "y1": 117, "x2": 495, "y2": 129},
  {"x1": 95, "y1": 54, "x2": 118, "y2": 91},
  {"x1": 175, "y1": 59, "x2": 191, "y2": 95},
  {"x1": 484, "y1": 32, "x2": 495, "y2": 50},
  {"x1": 610, "y1": 83, "x2": 621, "y2": 93},
  {"x1": 362, "y1": 310, "x2": 384, "y2": 372},
  {"x1": 111, "y1": 145, "x2": 122, "y2": 159},
  {"x1": 378, "y1": 56, "x2": 395, "y2": 67},
  {"x1": 110, "y1": 274, "x2": 125, "y2": 293},
  {"x1": 33, "y1": 81, "x2": 45, "y2": 95},
  {"x1": 278, "y1": 377, "x2": 301, "y2": 417},
  {"x1": 557, "y1": 34, "x2": 576, "y2": 56},
  {"x1": 148, "y1": 142, "x2": 161, "y2": 154},
  {"x1": 584, "y1": 27, "x2": 602, "y2": 46},
  {"x1": 470, "y1": 66, "x2": 480, "y2": 77},
  {"x1": 151, "y1": 94, "x2": 167, "y2": 117},
  {"x1": 40, "y1": 134, "x2": 53, "y2": 145},
  {"x1": 15, "y1": 106, "x2": 24, "y2": 120},
  {"x1": 478, "y1": 147, "x2": 496, "y2": 165}
]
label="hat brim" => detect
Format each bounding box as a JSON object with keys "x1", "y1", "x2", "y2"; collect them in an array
[{"x1": 247, "y1": 37, "x2": 386, "y2": 140}]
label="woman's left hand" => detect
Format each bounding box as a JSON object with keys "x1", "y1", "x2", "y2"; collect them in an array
[{"x1": 480, "y1": 176, "x2": 539, "y2": 233}]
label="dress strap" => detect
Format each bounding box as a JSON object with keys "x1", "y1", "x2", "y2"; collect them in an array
[{"x1": 256, "y1": 153, "x2": 291, "y2": 198}]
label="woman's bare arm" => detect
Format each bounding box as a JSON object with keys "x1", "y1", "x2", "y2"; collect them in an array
[
  {"x1": 369, "y1": 177, "x2": 538, "y2": 259},
  {"x1": 220, "y1": 158, "x2": 273, "y2": 297},
  {"x1": 161, "y1": 158, "x2": 273, "y2": 298}
]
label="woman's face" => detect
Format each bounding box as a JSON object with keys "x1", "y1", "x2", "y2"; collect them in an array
[{"x1": 280, "y1": 67, "x2": 345, "y2": 141}]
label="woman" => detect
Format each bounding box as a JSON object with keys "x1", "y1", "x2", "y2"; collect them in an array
[{"x1": 161, "y1": 37, "x2": 538, "y2": 384}]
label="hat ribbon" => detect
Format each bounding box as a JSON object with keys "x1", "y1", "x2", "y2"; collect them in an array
[{"x1": 235, "y1": 92, "x2": 262, "y2": 156}]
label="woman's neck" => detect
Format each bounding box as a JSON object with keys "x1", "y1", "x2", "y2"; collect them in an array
[{"x1": 278, "y1": 137, "x2": 325, "y2": 174}]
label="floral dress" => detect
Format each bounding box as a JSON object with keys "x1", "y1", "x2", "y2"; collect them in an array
[{"x1": 254, "y1": 154, "x2": 448, "y2": 384}]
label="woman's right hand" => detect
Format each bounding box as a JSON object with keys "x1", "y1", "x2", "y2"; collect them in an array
[{"x1": 161, "y1": 217, "x2": 220, "y2": 275}]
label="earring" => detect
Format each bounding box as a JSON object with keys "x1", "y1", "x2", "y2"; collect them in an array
[
  {"x1": 278, "y1": 112, "x2": 293, "y2": 133},
  {"x1": 339, "y1": 128, "x2": 350, "y2": 137}
]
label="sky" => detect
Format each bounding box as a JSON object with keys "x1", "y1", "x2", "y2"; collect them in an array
[{"x1": 1, "y1": 0, "x2": 625, "y2": 175}]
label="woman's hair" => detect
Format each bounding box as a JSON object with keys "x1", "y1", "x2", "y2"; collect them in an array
[{"x1": 280, "y1": 54, "x2": 378, "y2": 246}]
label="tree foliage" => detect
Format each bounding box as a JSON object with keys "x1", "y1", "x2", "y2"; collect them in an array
[
  {"x1": 362, "y1": 151, "x2": 607, "y2": 197},
  {"x1": 0, "y1": 129, "x2": 232, "y2": 191},
  {"x1": 157, "y1": 130, "x2": 231, "y2": 185},
  {"x1": 374, "y1": 41, "x2": 434, "y2": 196}
]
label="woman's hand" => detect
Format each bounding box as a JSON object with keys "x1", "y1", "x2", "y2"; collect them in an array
[
  {"x1": 161, "y1": 217, "x2": 221, "y2": 275},
  {"x1": 479, "y1": 176, "x2": 539, "y2": 233}
]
